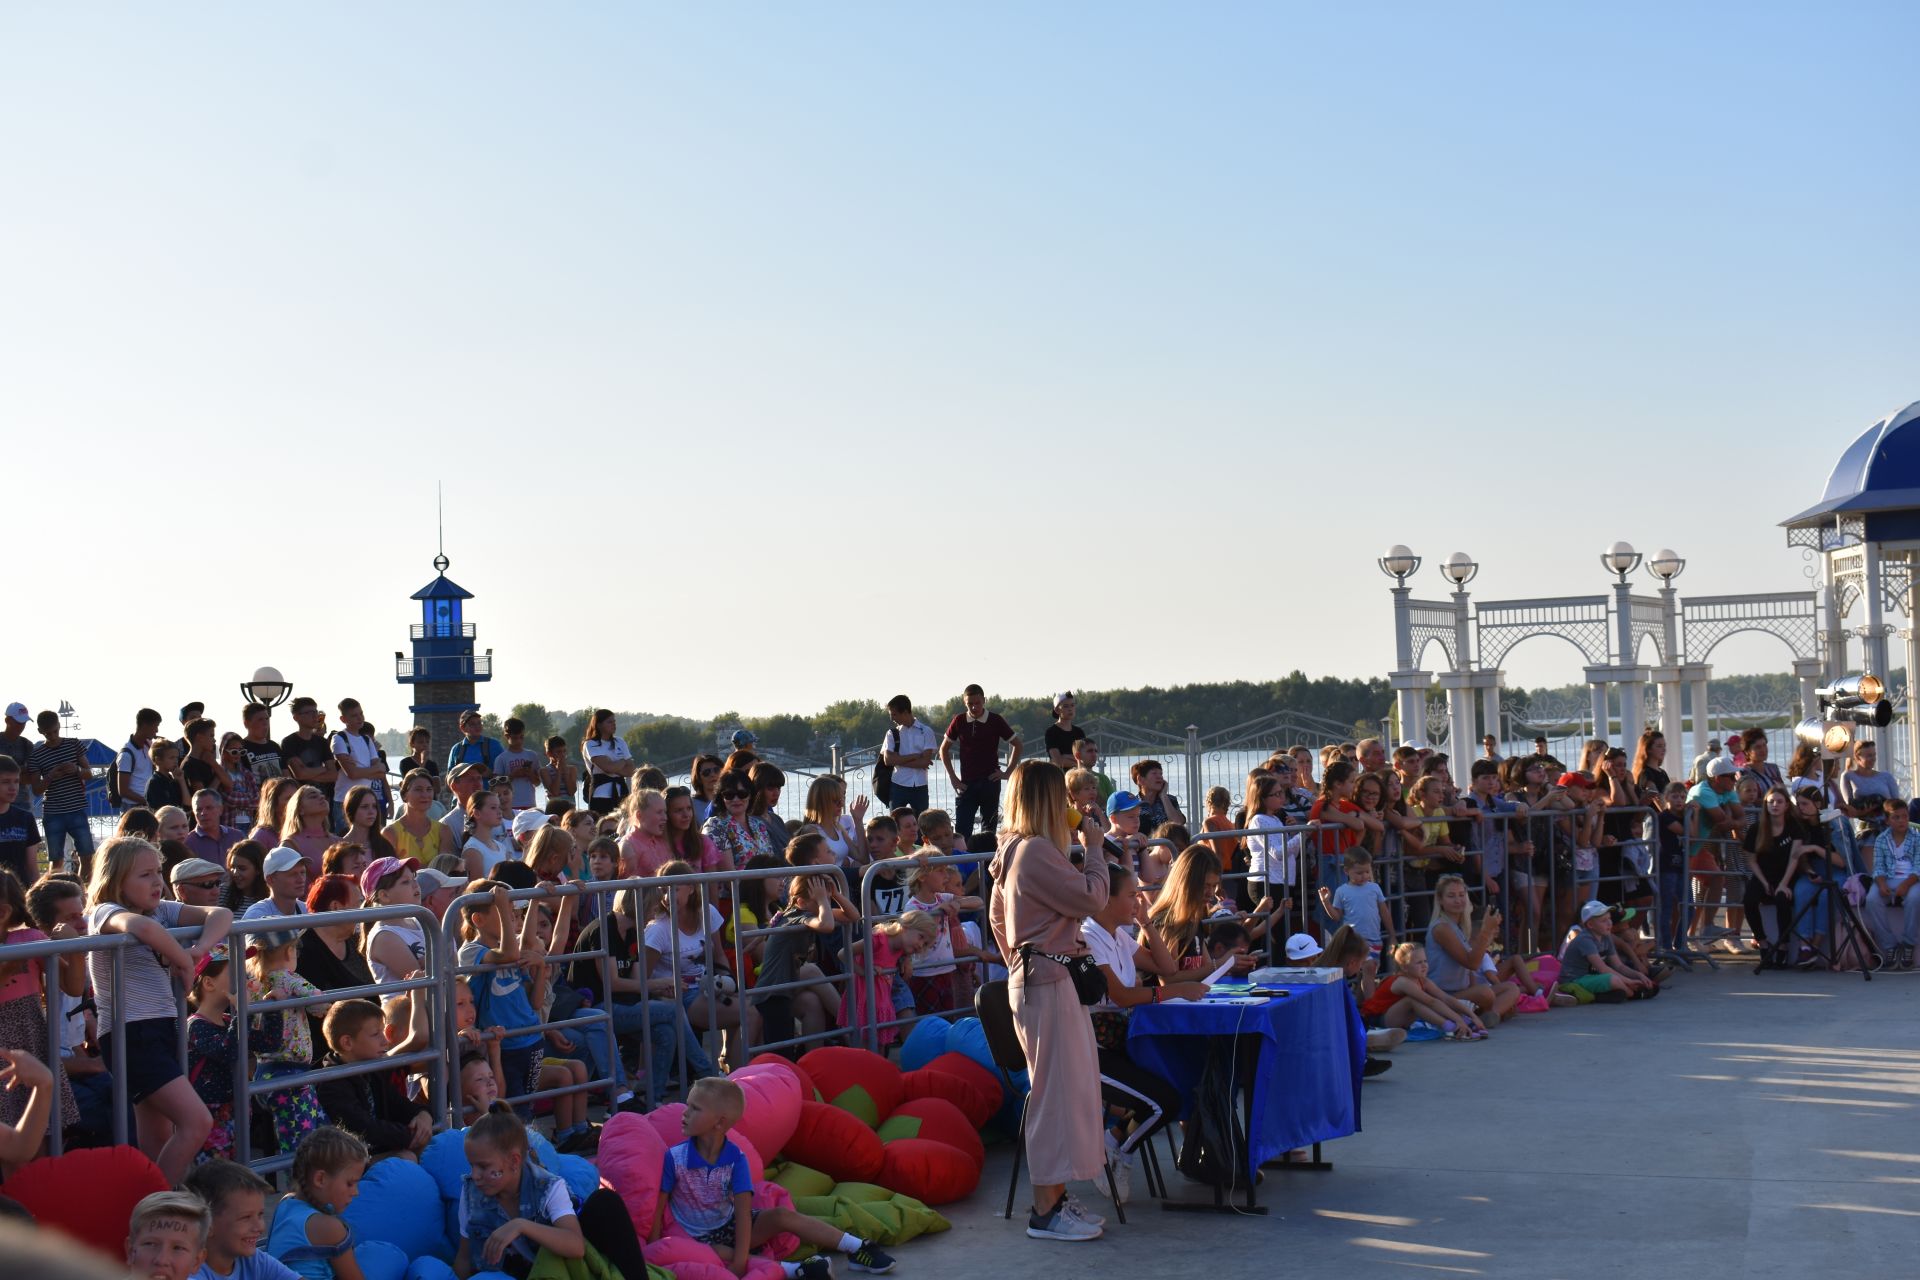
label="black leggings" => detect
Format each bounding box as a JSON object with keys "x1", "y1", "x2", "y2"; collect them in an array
[
  {"x1": 579, "y1": 1187, "x2": 648, "y2": 1279},
  {"x1": 1097, "y1": 1046, "x2": 1184, "y2": 1155},
  {"x1": 1743, "y1": 877, "x2": 1792, "y2": 950}
]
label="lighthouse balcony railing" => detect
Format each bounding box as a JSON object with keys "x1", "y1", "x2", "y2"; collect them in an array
[
  {"x1": 395, "y1": 653, "x2": 491, "y2": 680},
  {"x1": 410, "y1": 622, "x2": 477, "y2": 639}
]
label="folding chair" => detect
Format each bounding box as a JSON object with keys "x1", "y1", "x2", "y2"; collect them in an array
[{"x1": 975, "y1": 979, "x2": 1127, "y2": 1224}]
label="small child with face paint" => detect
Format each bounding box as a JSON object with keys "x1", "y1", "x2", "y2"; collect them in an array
[
  {"x1": 455, "y1": 1103, "x2": 647, "y2": 1280},
  {"x1": 128, "y1": 1190, "x2": 211, "y2": 1280},
  {"x1": 659, "y1": 1077, "x2": 895, "y2": 1278}
]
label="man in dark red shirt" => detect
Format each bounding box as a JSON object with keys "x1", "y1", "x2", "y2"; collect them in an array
[{"x1": 940, "y1": 683, "x2": 1023, "y2": 843}]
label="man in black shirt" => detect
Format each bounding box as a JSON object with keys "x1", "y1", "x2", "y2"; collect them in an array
[
  {"x1": 238, "y1": 702, "x2": 284, "y2": 787},
  {"x1": 280, "y1": 696, "x2": 338, "y2": 801}
]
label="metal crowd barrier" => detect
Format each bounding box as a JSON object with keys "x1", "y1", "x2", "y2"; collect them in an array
[
  {"x1": 853, "y1": 853, "x2": 993, "y2": 1053},
  {"x1": 229, "y1": 907, "x2": 449, "y2": 1171}
]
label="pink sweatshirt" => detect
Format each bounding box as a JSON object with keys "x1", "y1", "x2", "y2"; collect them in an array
[{"x1": 989, "y1": 833, "x2": 1109, "y2": 988}]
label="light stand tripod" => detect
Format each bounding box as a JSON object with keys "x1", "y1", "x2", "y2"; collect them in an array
[{"x1": 1777, "y1": 876, "x2": 1875, "y2": 982}]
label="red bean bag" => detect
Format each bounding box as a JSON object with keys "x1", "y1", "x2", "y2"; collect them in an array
[
  {"x1": 784, "y1": 1099, "x2": 884, "y2": 1184},
  {"x1": 728, "y1": 1063, "x2": 803, "y2": 1157},
  {"x1": 901, "y1": 1051, "x2": 1002, "y2": 1128},
  {"x1": 4, "y1": 1145, "x2": 170, "y2": 1261},
  {"x1": 877, "y1": 1097, "x2": 985, "y2": 1169},
  {"x1": 746, "y1": 1052, "x2": 817, "y2": 1101},
  {"x1": 596, "y1": 1111, "x2": 670, "y2": 1240},
  {"x1": 797, "y1": 1047, "x2": 902, "y2": 1128},
  {"x1": 877, "y1": 1138, "x2": 981, "y2": 1206}
]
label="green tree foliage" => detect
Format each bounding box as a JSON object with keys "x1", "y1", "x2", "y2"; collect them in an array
[
  {"x1": 623, "y1": 718, "x2": 709, "y2": 768},
  {"x1": 510, "y1": 703, "x2": 556, "y2": 747},
  {"x1": 812, "y1": 699, "x2": 892, "y2": 748}
]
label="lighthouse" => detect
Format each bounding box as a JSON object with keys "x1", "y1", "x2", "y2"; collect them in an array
[{"x1": 395, "y1": 549, "x2": 492, "y2": 763}]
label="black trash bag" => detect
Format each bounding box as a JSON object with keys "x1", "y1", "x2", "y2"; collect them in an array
[{"x1": 1175, "y1": 1037, "x2": 1253, "y2": 1191}]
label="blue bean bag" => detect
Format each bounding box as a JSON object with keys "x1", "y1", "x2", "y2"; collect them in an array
[
  {"x1": 548, "y1": 1152, "x2": 600, "y2": 1205},
  {"x1": 419, "y1": 1126, "x2": 595, "y2": 1217},
  {"x1": 897, "y1": 1017, "x2": 951, "y2": 1071},
  {"x1": 343, "y1": 1157, "x2": 455, "y2": 1263}
]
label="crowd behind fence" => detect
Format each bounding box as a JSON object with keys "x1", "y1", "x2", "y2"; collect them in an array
[{"x1": 4, "y1": 795, "x2": 1900, "y2": 1177}]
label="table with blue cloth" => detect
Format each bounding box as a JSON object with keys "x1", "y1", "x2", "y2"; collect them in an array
[{"x1": 1127, "y1": 981, "x2": 1365, "y2": 1208}]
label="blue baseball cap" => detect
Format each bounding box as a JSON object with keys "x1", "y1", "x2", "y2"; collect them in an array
[
  {"x1": 1106, "y1": 790, "x2": 1141, "y2": 816},
  {"x1": 731, "y1": 729, "x2": 758, "y2": 749}
]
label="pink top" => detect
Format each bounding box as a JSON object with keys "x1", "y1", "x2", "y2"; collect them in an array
[
  {"x1": 0, "y1": 927, "x2": 48, "y2": 1004},
  {"x1": 622, "y1": 830, "x2": 724, "y2": 878},
  {"x1": 988, "y1": 834, "x2": 1108, "y2": 989}
]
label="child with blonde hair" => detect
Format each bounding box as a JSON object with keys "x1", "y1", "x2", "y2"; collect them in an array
[
  {"x1": 842, "y1": 910, "x2": 940, "y2": 1048},
  {"x1": 1357, "y1": 942, "x2": 1488, "y2": 1040},
  {"x1": 127, "y1": 1190, "x2": 210, "y2": 1280},
  {"x1": 265, "y1": 1127, "x2": 378, "y2": 1279}
]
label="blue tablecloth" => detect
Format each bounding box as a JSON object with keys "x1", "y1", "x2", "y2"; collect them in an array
[{"x1": 1127, "y1": 982, "x2": 1365, "y2": 1175}]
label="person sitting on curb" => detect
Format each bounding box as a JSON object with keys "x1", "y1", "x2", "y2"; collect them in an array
[{"x1": 1555, "y1": 900, "x2": 1657, "y2": 1003}]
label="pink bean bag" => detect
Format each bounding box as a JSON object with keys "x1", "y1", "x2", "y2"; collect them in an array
[
  {"x1": 596, "y1": 1111, "x2": 669, "y2": 1240},
  {"x1": 728, "y1": 1063, "x2": 803, "y2": 1157},
  {"x1": 645, "y1": 1181, "x2": 798, "y2": 1279},
  {"x1": 747, "y1": 1052, "x2": 816, "y2": 1100}
]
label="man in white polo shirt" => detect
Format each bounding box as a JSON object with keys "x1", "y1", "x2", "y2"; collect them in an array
[{"x1": 880, "y1": 695, "x2": 939, "y2": 816}]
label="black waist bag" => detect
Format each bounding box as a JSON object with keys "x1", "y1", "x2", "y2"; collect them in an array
[{"x1": 1020, "y1": 944, "x2": 1107, "y2": 1006}]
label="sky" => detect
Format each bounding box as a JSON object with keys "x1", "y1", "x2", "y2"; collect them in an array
[{"x1": 5, "y1": 3, "x2": 1918, "y2": 738}]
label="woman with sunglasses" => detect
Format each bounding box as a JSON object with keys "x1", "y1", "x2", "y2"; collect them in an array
[
  {"x1": 688, "y1": 754, "x2": 724, "y2": 825},
  {"x1": 701, "y1": 772, "x2": 779, "y2": 870}
]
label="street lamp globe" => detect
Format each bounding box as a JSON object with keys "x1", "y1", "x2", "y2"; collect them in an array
[
  {"x1": 240, "y1": 666, "x2": 292, "y2": 708},
  {"x1": 1442, "y1": 551, "x2": 1478, "y2": 587},
  {"x1": 1378, "y1": 544, "x2": 1420, "y2": 581},
  {"x1": 1648, "y1": 548, "x2": 1685, "y2": 583},
  {"x1": 1601, "y1": 540, "x2": 1641, "y2": 578}
]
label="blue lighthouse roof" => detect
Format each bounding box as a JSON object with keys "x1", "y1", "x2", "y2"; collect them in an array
[
  {"x1": 1782, "y1": 400, "x2": 1920, "y2": 528},
  {"x1": 410, "y1": 573, "x2": 473, "y2": 602}
]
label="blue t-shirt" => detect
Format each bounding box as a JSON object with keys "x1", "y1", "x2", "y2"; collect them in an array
[
  {"x1": 460, "y1": 941, "x2": 542, "y2": 1052},
  {"x1": 194, "y1": 1254, "x2": 303, "y2": 1280},
  {"x1": 662, "y1": 1137, "x2": 752, "y2": 1236},
  {"x1": 1331, "y1": 881, "x2": 1388, "y2": 944}
]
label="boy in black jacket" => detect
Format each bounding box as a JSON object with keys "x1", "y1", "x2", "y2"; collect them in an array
[{"x1": 316, "y1": 998, "x2": 431, "y2": 1159}]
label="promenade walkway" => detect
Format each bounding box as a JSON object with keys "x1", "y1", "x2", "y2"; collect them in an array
[{"x1": 930, "y1": 964, "x2": 1920, "y2": 1276}]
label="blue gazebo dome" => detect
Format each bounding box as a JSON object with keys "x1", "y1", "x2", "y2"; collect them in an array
[{"x1": 1782, "y1": 400, "x2": 1920, "y2": 538}]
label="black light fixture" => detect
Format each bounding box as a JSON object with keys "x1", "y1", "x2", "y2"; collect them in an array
[
  {"x1": 1799, "y1": 671, "x2": 1892, "y2": 758},
  {"x1": 239, "y1": 665, "x2": 292, "y2": 708}
]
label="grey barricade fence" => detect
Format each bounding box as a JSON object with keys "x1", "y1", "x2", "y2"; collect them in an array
[
  {"x1": 439, "y1": 865, "x2": 861, "y2": 1118},
  {"x1": 853, "y1": 852, "x2": 994, "y2": 1054},
  {"x1": 228, "y1": 906, "x2": 450, "y2": 1172}
]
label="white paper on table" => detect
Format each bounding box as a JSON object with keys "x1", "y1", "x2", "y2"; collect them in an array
[{"x1": 1156, "y1": 954, "x2": 1238, "y2": 1003}]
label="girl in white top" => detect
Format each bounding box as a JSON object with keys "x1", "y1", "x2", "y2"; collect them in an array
[
  {"x1": 461, "y1": 790, "x2": 514, "y2": 880},
  {"x1": 1243, "y1": 773, "x2": 1294, "y2": 894},
  {"x1": 642, "y1": 860, "x2": 758, "y2": 1071},
  {"x1": 803, "y1": 775, "x2": 868, "y2": 867},
  {"x1": 363, "y1": 859, "x2": 427, "y2": 983},
  {"x1": 581, "y1": 710, "x2": 635, "y2": 814}
]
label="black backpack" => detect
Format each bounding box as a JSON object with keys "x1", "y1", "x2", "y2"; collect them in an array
[
  {"x1": 1176, "y1": 1038, "x2": 1254, "y2": 1191},
  {"x1": 872, "y1": 727, "x2": 896, "y2": 806}
]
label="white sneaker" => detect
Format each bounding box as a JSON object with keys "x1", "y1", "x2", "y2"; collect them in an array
[
  {"x1": 1105, "y1": 1152, "x2": 1132, "y2": 1205},
  {"x1": 1063, "y1": 1192, "x2": 1106, "y2": 1228},
  {"x1": 1366, "y1": 1027, "x2": 1407, "y2": 1053},
  {"x1": 1027, "y1": 1198, "x2": 1102, "y2": 1241}
]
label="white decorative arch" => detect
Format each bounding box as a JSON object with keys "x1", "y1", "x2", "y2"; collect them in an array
[
  {"x1": 1681, "y1": 592, "x2": 1819, "y2": 663},
  {"x1": 1406, "y1": 598, "x2": 1459, "y2": 670},
  {"x1": 1473, "y1": 597, "x2": 1612, "y2": 671}
]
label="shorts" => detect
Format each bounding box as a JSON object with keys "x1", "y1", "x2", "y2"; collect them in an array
[
  {"x1": 102, "y1": 1016, "x2": 184, "y2": 1104},
  {"x1": 1556, "y1": 975, "x2": 1613, "y2": 1004},
  {"x1": 499, "y1": 1043, "x2": 542, "y2": 1107},
  {"x1": 696, "y1": 1211, "x2": 757, "y2": 1250}
]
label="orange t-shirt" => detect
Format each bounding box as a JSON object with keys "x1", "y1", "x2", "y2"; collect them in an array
[{"x1": 1204, "y1": 815, "x2": 1241, "y2": 865}]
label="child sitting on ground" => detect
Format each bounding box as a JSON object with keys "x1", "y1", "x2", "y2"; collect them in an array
[
  {"x1": 457, "y1": 1102, "x2": 647, "y2": 1279},
  {"x1": 1357, "y1": 942, "x2": 1489, "y2": 1040},
  {"x1": 184, "y1": 1159, "x2": 300, "y2": 1280},
  {"x1": 314, "y1": 1000, "x2": 432, "y2": 1161},
  {"x1": 265, "y1": 1127, "x2": 370, "y2": 1279},
  {"x1": 128, "y1": 1190, "x2": 211, "y2": 1280},
  {"x1": 1556, "y1": 901, "x2": 1657, "y2": 1003},
  {"x1": 658, "y1": 1077, "x2": 894, "y2": 1278}
]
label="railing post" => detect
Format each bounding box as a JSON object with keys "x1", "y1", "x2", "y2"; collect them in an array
[{"x1": 1185, "y1": 725, "x2": 1203, "y2": 822}]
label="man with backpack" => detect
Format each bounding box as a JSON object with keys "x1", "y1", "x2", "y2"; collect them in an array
[
  {"x1": 116, "y1": 707, "x2": 161, "y2": 807},
  {"x1": 879, "y1": 695, "x2": 937, "y2": 816}
]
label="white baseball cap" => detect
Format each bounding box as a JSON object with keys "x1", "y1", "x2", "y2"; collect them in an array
[
  {"x1": 262, "y1": 846, "x2": 305, "y2": 876},
  {"x1": 4, "y1": 703, "x2": 27, "y2": 725},
  {"x1": 1285, "y1": 933, "x2": 1324, "y2": 962},
  {"x1": 1579, "y1": 900, "x2": 1613, "y2": 923},
  {"x1": 1706, "y1": 757, "x2": 1739, "y2": 780},
  {"x1": 511, "y1": 809, "x2": 550, "y2": 840}
]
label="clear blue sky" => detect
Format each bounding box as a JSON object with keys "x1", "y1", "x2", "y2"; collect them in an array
[{"x1": 5, "y1": 3, "x2": 1916, "y2": 736}]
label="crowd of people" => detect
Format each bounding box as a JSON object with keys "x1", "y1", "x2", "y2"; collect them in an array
[{"x1": 0, "y1": 687, "x2": 1915, "y2": 1273}]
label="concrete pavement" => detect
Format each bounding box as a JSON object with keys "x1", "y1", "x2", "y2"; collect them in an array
[{"x1": 916, "y1": 963, "x2": 1920, "y2": 1278}]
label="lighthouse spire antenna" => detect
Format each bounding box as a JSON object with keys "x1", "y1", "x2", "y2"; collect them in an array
[{"x1": 433, "y1": 482, "x2": 449, "y2": 573}]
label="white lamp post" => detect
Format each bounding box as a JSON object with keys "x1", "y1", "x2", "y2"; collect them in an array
[
  {"x1": 1380, "y1": 546, "x2": 1429, "y2": 748},
  {"x1": 1438, "y1": 552, "x2": 1478, "y2": 756},
  {"x1": 240, "y1": 666, "x2": 292, "y2": 708}
]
